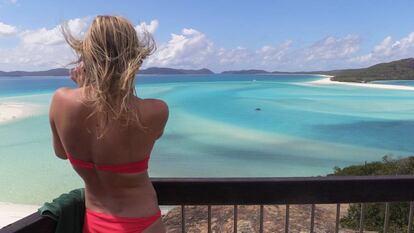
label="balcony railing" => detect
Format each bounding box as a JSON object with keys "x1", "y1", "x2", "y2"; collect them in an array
[{"x1": 1, "y1": 176, "x2": 414, "y2": 233}]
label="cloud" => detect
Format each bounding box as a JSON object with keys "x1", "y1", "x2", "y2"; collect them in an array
[
  {"x1": 1, "y1": 17, "x2": 413, "y2": 72},
  {"x1": 0, "y1": 18, "x2": 159, "y2": 71},
  {"x1": 20, "y1": 17, "x2": 90, "y2": 46},
  {"x1": 145, "y1": 28, "x2": 362, "y2": 71},
  {"x1": 216, "y1": 35, "x2": 360, "y2": 71},
  {"x1": 350, "y1": 32, "x2": 414, "y2": 65},
  {"x1": 217, "y1": 47, "x2": 254, "y2": 67},
  {"x1": 0, "y1": 22, "x2": 17, "y2": 36},
  {"x1": 135, "y1": 19, "x2": 159, "y2": 35},
  {"x1": 256, "y1": 41, "x2": 292, "y2": 68},
  {"x1": 301, "y1": 35, "x2": 360, "y2": 61},
  {"x1": 146, "y1": 28, "x2": 214, "y2": 68},
  {"x1": 0, "y1": 18, "x2": 91, "y2": 70}
]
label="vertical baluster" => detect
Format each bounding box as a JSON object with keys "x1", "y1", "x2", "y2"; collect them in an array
[
  {"x1": 383, "y1": 202, "x2": 390, "y2": 233},
  {"x1": 408, "y1": 202, "x2": 414, "y2": 233},
  {"x1": 208, "y1": 205, "x2": 212, "y2": 233},
  {"x1": 234, "y1": 205, "x2": 238, "y2": 233},
  {"x1": 359, "y1": 203, "x2": 365, "y2": 233},
  {"x1": 335, "y1": 204, "x2": 340, "y2": 233},
  {"x1": 285, "y1": 204, "x2": 290, "y2": 233},
  {"x1": 181, "y1": 205, "x2": 186, "y2": 233},
  {"x1": 310, "y1": 204, "x2": 315, "y2": 233},
  {"x1": 259, "y1": 205, "x2": 264, "y2": 233}
]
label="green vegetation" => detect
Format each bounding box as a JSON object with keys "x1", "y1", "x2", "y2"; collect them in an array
[
  {"x1": 332, "y1": 156, "x2": 414, "y2": 232},
  {"x1": 330, "y1": 58, "x2": 414, "y2": 83}
]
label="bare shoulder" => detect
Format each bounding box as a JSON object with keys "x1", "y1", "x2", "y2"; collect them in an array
[
  {"x1": 50, "y1": 87, "x2": 82, "y2": 116},
  {"x1": 51, "y1": 87, "x2": 76, "y2": 103},
  {"x1": 135, "y1": 98, "x2": 169, "y2": 132},
  {"x1": 138, "y1": 98, "x2": 168, "y2": 117},
  {"x1": 146, "y1": 99, "x2": 168, "y2": 114}
]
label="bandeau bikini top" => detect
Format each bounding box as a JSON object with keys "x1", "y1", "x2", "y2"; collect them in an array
[{"x1": 67, "y1": 153, "x2": 149, "y2": 174}]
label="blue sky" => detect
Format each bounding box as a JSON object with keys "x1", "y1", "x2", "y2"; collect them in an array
[{"x1": 0, "y1": 0, "x2": 414, "y2": 71}]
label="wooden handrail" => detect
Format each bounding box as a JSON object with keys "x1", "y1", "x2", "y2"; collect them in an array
[{"x1": 153, "y1": 176, "x2": 414, "y2": 205}]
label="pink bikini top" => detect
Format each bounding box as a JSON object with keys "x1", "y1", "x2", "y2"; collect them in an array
[{"x1": 67, "y1": 153, "x2": 149, "y2": 174}]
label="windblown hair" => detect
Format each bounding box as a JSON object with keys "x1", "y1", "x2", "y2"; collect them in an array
[{"x1": 62, "y1": 15, "x2": 155, "y2": 137}]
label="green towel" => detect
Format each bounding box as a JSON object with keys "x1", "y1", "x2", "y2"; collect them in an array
[{"x1": 38, "y1": 188, "x2": 85, "y2": 233}]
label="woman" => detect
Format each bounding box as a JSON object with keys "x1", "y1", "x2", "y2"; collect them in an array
[{"x1": 49, "y1": 16, "x2": 168, "y2": 233}]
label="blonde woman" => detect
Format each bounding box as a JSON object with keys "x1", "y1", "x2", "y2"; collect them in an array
[{"x1": 49, "y1": 16, "x2": 168, "y2": 233}]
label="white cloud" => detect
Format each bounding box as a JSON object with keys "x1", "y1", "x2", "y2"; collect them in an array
[
  {"x1": 350, "y1": 32, "x2": 414, "y2": 65},
  {"x1": 146, "y1": 28, "x2": 214, "y2": 68},
  {"x1": 256, "y1": 41, "x2": 292, "y2": 67},
  {"x1": 302, "y1": 35, "x2": 360, "y2": 61},
  {"x1": 213, "y1": 36, "x2": 360, "y2": 71},
  {"x1": 135, "y1": 20, "x2": 159, "y2": 35},
  {"x1": 217, "y1": 47, "x2": 254, "y2": 66},
  {"x1": 0, "y1": 17, "x2": 90, "y2": 70},
  {"x1": 1, "y1": 17, "x2": 413, "y2": 72},
  {"x1": 20, "y1": 17, "x2": 90, "y2": 46},
  {"x1": 145, "y1": 28, "x2": 363, "y2": 71},
  {"x1": 0, "y1": 22, "x2": 17, "y2": 36}
]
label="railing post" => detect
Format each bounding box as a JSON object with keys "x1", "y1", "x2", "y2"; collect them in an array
[
  {"x1": 285, "y1": 204, "x2": 290, "y2": 233},
  {"x1": 259, "y1": 205, "x2": 264, "y2": 233},
  {"x1": 408, "y1": 202, "x2": 414, "y2": 233},
  {"x1": 181, "y1": 205, "x2": 186, "y2": 233},
  {"x1": 208, "y1": 205, "x2": 212, "y2": 233},
  {"x1": 383, "y1": 202, "x2": 390, "y2": 233},
  {"x1": 310, "y1": 204, "x2": 315, "y2": 233},
  {"x1": 335, "y1": 203, "x2": 340, "y2": 233},
  {"x1": 359, "y1": 203, "x2": 365, "y2": 233},
  {"x1": 234, "y1": 205, "x2": 238, "y2": 233}
]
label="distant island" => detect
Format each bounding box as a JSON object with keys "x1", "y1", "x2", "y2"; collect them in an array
[
  {"x1": 221, "y1": 69, "x2": 270, "y2": 75},
  {"x1": 1, "y1": 58, "x2": 414, "y2": 83},
  {"x1": 0, "y1": 67, "x2": 214, "y2": 76},
  {"x1": 139, "y1": 67, "x2": 214, "y2": 75},
  {"x1": 0, "y1": 68, "x2": 70, "y2": 77}
]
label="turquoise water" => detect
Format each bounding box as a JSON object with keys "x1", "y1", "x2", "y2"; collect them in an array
[{"x1": 1, "y1": 74, "x2": 414, "y2": 204}]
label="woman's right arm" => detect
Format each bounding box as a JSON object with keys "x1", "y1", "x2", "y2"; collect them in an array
[{"x1": 49, "y1": 88, "x2": 68, "y2": 159}]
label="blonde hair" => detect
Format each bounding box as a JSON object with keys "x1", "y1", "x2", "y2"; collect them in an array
[{"x1": 62, "y1": 15, "x2": 155, "y2": 136}]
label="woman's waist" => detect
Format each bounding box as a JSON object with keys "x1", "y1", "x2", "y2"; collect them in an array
[{"x1": 84, "y1": 183, "x2": 159, "y2": 217}]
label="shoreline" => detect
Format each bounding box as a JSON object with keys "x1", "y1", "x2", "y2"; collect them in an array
[
  {"x1": 0, "y1": 101, "x2": 41, "y2": 124},
  {"x1": 308, "y1": 76, "x2": 414, "y2": 91}
]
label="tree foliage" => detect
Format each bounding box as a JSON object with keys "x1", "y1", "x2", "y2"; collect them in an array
[{"x1": 331, "y1": 156, "x2": 414, "y2": 232}]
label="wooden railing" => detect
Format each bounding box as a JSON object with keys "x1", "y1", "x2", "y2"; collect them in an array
[{"x1": 2, "y1": 176, "x2": 414, "y2": 233}]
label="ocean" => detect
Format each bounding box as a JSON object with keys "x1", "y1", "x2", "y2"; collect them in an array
[{"x1": 0, "y1": 74, "x2": 413, "y2": 205}]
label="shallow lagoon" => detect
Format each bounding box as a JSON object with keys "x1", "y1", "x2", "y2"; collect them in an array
[{"x1": 0, "y1": 74, "x2": 413, "y2": 204}]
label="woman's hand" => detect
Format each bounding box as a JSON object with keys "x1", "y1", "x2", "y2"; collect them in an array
[{"x1": 70, "y1": 62, "x2": 85, "y2": 87}]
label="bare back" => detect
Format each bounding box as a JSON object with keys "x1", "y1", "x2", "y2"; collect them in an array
[{"x1": 49, "y1": 87, "x2": 168, "y2": 219}]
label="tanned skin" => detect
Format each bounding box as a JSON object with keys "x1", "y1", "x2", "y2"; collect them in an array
[{"x1": 49, "y1": 65, "x2": 168, "y2": 232}]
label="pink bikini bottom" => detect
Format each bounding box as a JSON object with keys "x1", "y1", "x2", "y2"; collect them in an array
[{"x1": 83, "y1": 208, "x2": 161, "y2": 233}]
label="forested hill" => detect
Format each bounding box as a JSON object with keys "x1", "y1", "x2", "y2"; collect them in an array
[{"x1": 329, "y1": 58, "x2": 414, "y2": 82}]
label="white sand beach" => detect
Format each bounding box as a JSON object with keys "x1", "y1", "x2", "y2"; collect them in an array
[
  {"x1": 0, "y1": 102, "x2": 41, "y2": 124},
  {"x1": 308, "y1": 76, "x2": 414, "y2": 91},
  {"x1": 0, "y1": 202, "x2": 39, "y2": 228}
]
